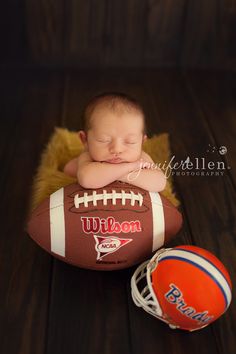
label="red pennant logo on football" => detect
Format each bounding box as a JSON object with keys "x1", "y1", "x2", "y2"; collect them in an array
[{"x1": 94, "y1": 235, "x2": 133, "y2": 260}]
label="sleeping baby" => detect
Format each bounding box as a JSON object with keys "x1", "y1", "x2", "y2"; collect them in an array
[{"x1": 63, "y1": 92, "x2": 166, "y2": 192}]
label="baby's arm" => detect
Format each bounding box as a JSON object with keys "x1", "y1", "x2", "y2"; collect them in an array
[
  {"x1": 77, "y1": 152, "x2": 141, "y2": 189},
  {"x1": 118, "y1": 151, "x2": 166, "y2": 192},
  {"x1": 63, "y1": 157, "x2": 78, "y2": 177}
]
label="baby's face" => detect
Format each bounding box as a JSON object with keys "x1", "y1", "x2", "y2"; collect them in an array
[{"x1": 85, "y1": 107, "x2": 145, "y2": 163}]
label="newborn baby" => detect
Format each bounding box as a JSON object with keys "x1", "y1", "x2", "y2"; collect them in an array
[{"x1": 64, "y1": 92, "x2": 166, "y2": 192}]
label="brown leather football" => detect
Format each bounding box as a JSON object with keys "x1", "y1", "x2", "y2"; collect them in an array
[{"x1": 27, "y1": 182, "x2": 182, "y2": 270}]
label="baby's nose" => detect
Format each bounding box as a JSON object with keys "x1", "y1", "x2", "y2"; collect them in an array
[{"x1": 109, "y1": 141, "x2": 124, "y2": 154}]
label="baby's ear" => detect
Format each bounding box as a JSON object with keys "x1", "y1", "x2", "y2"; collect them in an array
[
  {"x1": 78, "y1": 130, "x2": 87, "y2": 146},
  {"x1": 142, "y1": 134, "x2": 147, "y2": 143}
]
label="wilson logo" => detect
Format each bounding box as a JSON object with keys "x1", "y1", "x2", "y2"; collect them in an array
[
  {"x1": 81, "y1": 216, "x2": 141, "y2": 234},
  {"x1": 94, "y1": 235, "x2": 132, "y2": 260}
]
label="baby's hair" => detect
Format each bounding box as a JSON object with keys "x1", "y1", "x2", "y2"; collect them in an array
[{"x1": 82, "y1": 91, "x2": 146, "y2": 134}]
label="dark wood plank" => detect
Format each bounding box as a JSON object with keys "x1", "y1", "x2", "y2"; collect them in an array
[
  {"x1": 0, "y1": 69, "x2": 65, "y2": 354},
  {"x1": 0, "y1": 1, "x2": 26, "y2": 64},
  {"x1": 25, "y1": 0, "x2": 65, "y2": 62},
  {"x1": 145, "y1": 0, "x2": 187, "y2": 67},
  {"x1": 0, "y1": 71, "x2": 27, "y2": 176},
  {"x1": 181, "y1": 0, "x2": 236, "y2": 69},
  {"x1": 60, "y1": 70, "x2": 104, "y2": 129},
  {"x1": 64, "y1": 0, "x2": 107, "y2": 66},
  {"x1": 47, "y1": 263, "x2": 132, "y2": 354},
  {"x1": 120, "y1": 0, "x2": 147, "y2": 66},
  {"x1": 184, "y1": 70, "x2": 236, "y2": 184},
  {"x1": 140, "y1": 69, "x2": 236, "y2": 353},
  {"x1": 23, "y1": 0, "x2": 236, "y2": 69},
  {"x1": 181, "y1": 0, "x2": 221, "y2": 68}
]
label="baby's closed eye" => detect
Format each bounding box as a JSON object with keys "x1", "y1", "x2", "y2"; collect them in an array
[
  {"x1": 125, "y1": 141, "x2": 138, "y2": 145},
  {"x1": 96, "y1": 139, "x2": 111, "y2": 143}
]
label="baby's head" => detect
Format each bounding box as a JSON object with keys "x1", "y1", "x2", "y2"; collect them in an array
[{"x1": 79, "y1": 92, "x2": 147, "y2": 163}]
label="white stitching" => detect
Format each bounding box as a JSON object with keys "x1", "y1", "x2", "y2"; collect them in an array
[
  {"x1": 92, "y1": 191, "x2": 97, "y2": 206},
  {"x1": 112, "y1": 190, "x2": 116, "y2": 205},
  {"x1": 74, "y1": 189, "x2": 143, "y2": 208}
]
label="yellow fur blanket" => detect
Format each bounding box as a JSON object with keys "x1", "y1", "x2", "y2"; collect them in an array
[{"x1": 30, "y1": 128, "x2": 180, "y2": 211}]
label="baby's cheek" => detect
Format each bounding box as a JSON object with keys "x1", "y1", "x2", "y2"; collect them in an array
[
  {"x1": 88, "y1": 147, "x2": 103, "y2": 161},
  {"x1": 129, "y1": 149, "x2": 142, "y2": 161}
]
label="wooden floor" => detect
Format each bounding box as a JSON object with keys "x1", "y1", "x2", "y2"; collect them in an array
[{"x1": 0, "y1": 68, "x2": 236, "y2": 354}]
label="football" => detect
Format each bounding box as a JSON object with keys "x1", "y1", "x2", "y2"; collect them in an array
[{"x1": 27, "y1": 182, "x2": 183, "y2": 270}]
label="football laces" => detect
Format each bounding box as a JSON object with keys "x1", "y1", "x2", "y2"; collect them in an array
[{"x1": 74, "y1": 189, "x2": 144, "y2": 208}]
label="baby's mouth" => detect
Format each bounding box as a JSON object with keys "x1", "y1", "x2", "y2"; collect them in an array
[{"x1": 106, "y1": 157, "x2": 123, "y2": 163}]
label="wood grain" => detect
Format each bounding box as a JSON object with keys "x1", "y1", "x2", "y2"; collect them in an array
[
  {"x1": 0, "y1": 70, "x2": 65, "y2": 354},
  {"x1": 17, "y1": 0, "x2": 236, "y2": 69}
]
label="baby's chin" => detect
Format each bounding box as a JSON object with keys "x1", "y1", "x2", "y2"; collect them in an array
[
  {"x1": 102, "y1": 158, "x2": 127, "y2": 164},
  {"x1": 93, "y1": 154, "x2": 141, "y2": 163},
  {"x1": 97, "y1": 158, "x2": 131, "y2": 164}
]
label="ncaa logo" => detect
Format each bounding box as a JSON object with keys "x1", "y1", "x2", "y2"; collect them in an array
[{"x1": 94, "y1": 235, "x2": 132, "y2": 260}]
